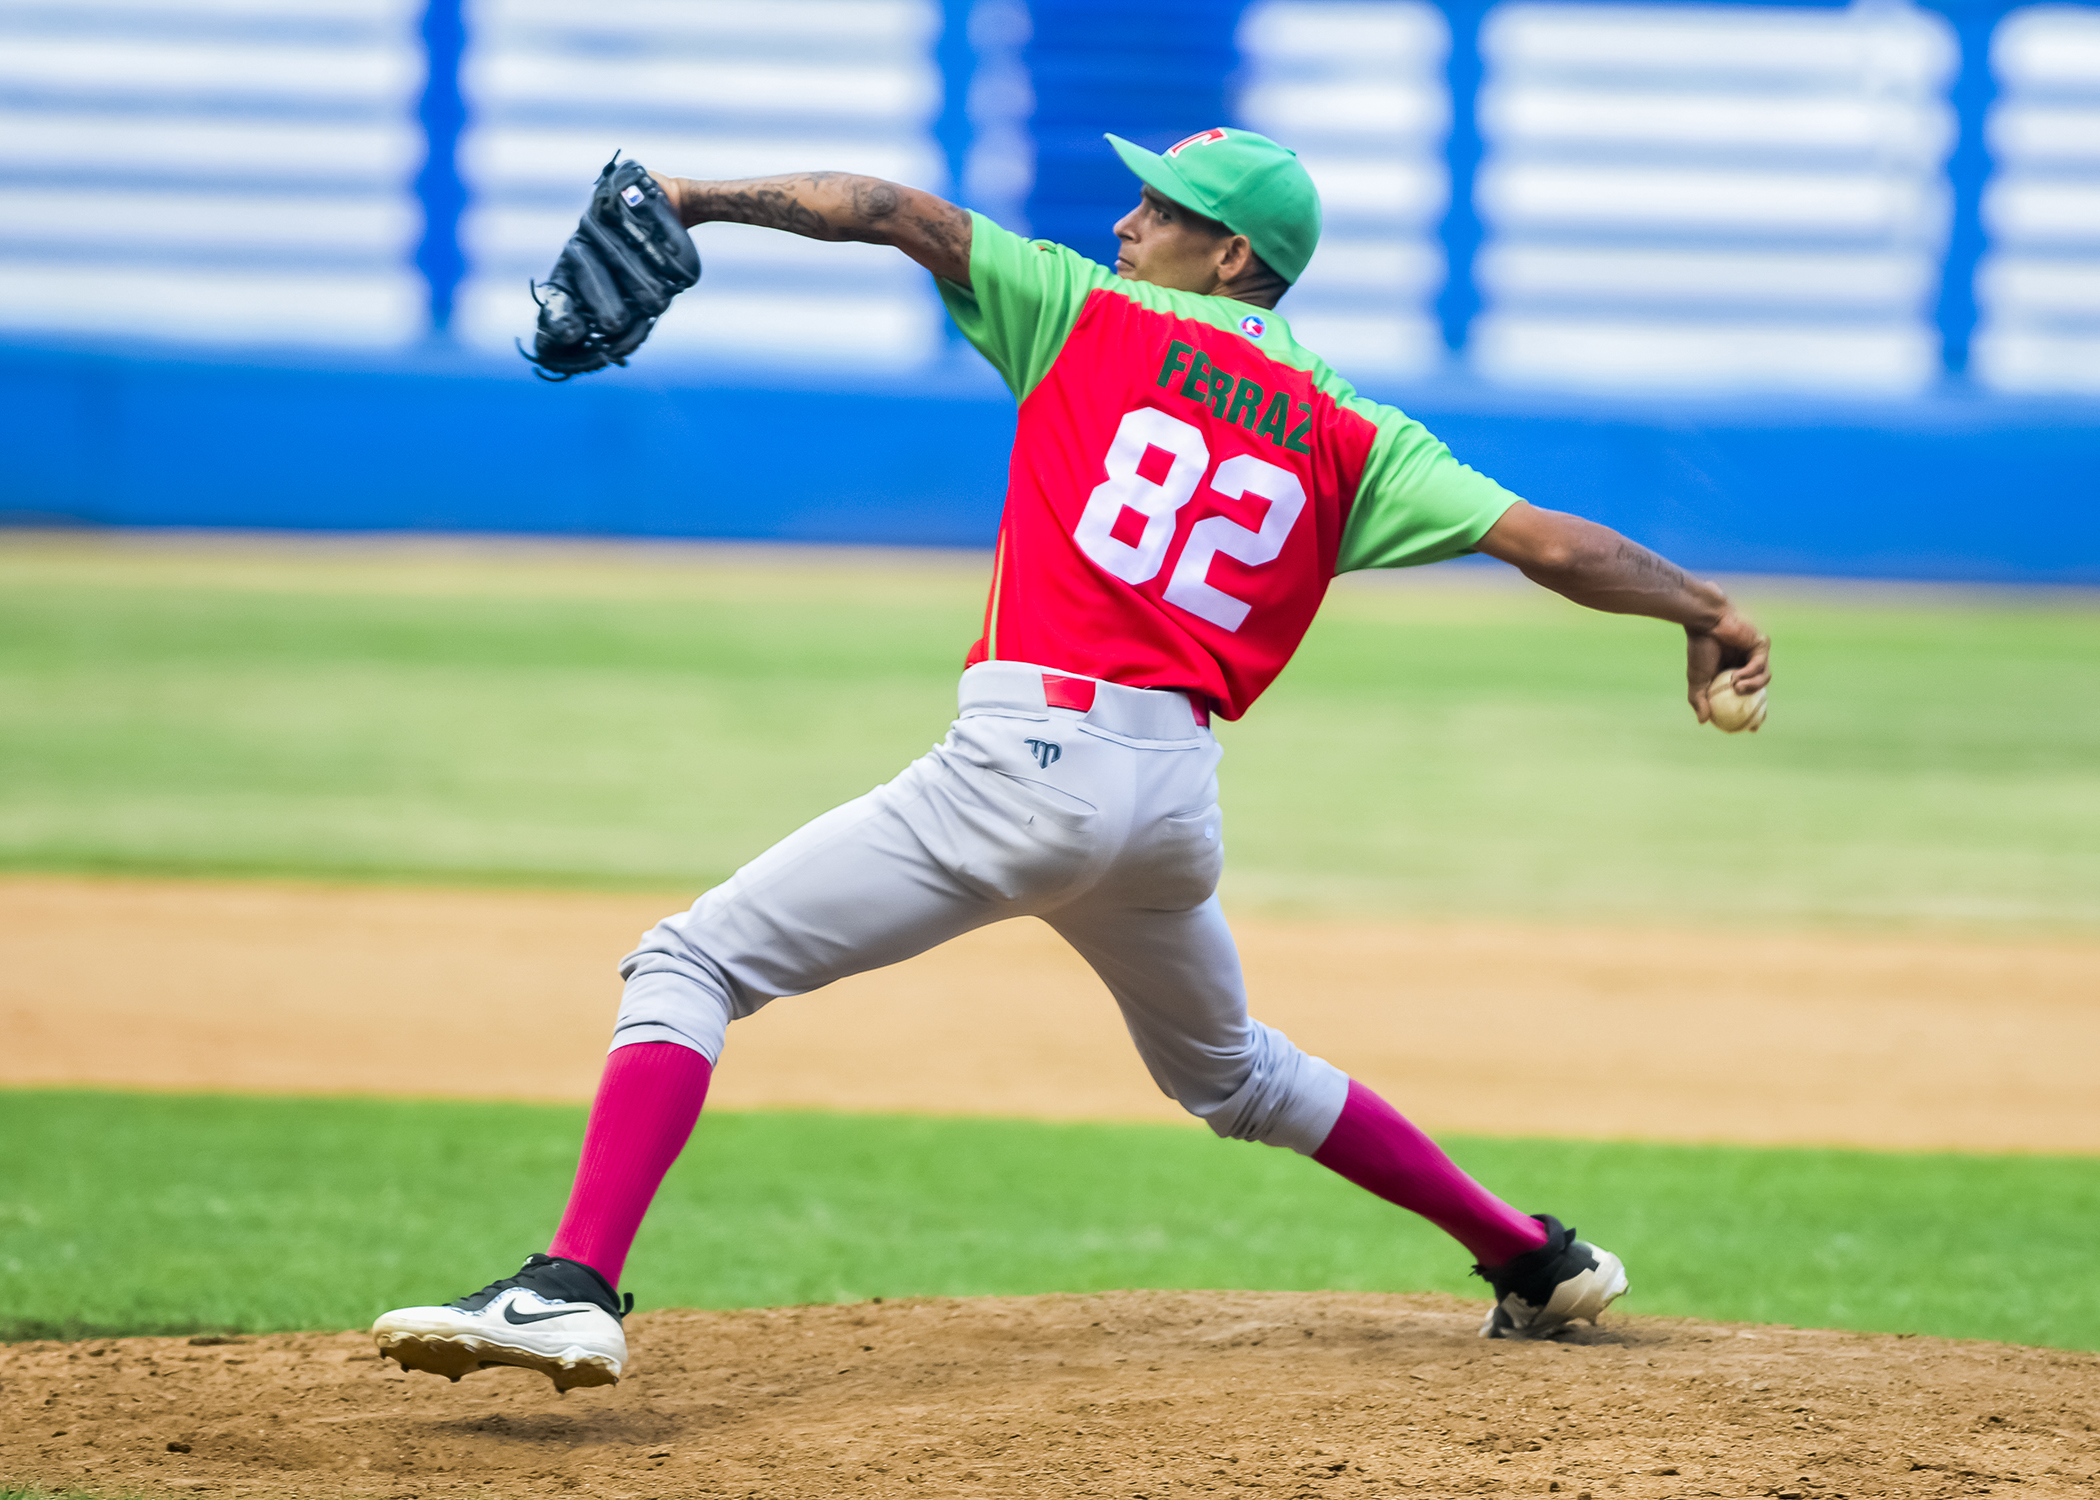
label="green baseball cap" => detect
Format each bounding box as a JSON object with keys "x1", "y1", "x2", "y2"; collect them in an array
[{"x1": 1105, "y1": 127, "x2": 1322, "y2": 285}]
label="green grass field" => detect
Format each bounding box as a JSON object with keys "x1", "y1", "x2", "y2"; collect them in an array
[
  {"x1": 5, "y1": 1090, "x2": 2097, "y2": 1352},
  {"x1": 3, "y1": 534, "x2": 2096, "y2": 1353},
  {"x1": 3, "y1": 534, "x2": 2096, "y2": 929}
]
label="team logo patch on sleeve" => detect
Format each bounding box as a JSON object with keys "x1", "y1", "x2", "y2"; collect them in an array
[
  {"x1": 1239, "y1": 313, "x2": 1267, "y2": 340},
  {"x1": 1166, "y1": 128, "x2": 1228, "y2": 157}
]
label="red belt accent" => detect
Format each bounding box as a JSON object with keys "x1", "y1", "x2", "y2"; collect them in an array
[
  {"x1": 1041, "y1": 673, "x2": 1096, "y2": 713},
  {"x1": 1041, "y1": 672, "x2": 1209, "y2": 728}
]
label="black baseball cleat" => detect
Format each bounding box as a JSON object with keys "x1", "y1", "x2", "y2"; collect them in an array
[
  {"x1": 1473, "y1": 1215, "x2": 1629, "y2": 1339},
  {"x1": 372, "y1": 1253, "x2": 633, "y2": 1391}
]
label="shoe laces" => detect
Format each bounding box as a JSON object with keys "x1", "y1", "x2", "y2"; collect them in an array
[
  {"x1": 1471, "y1": 1216, "x2": 1576, "y2": 1301},
  {"x1": 449, "y1": 1254, "x2": 631, "y2": 1319}
]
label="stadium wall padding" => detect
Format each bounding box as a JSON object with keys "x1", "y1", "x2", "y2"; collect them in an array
[{"x1": 2, "y1": 343, "x2": 2094, "y2": 585}]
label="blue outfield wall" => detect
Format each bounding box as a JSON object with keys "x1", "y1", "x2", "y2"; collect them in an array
[
  {"x1": 1, "y1": 340, "x2": 2095, "y2": 585},
  {"x1": 0, "y1": 344, "x2": 1017, "y2": 551}
]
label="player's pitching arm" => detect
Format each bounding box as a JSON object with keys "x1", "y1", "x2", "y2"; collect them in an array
[
  {"x1": 1474, "y1": 502, "x2": 1771, "y2": 726},
  {"x1": 649, "y1": 172, "x2": 973, "y2": 287}
]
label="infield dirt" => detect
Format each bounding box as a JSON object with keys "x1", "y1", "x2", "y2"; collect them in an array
[
  {"x1": 5, "y1": 875, "x2": 2099, "y2": 1151},
  {"x1": 6, "y1": 1291, "x2": 2098, "y2": 1500}
]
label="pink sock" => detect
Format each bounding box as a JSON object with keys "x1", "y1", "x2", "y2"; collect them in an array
[
  {"x1": 547, "y1": 1041, "x2": 713, "y2": 1287},
  {"x1": 1313, "y1": 1078, "x2": 1549, "y2": 1267}
]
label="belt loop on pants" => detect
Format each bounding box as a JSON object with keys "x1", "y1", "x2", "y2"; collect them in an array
[
  {"x1": 1041, "y1": 673, "x2": 1097, "y2": 714},
  {"x1": 1041, "y1": 671, "x2": 1209, "y2": 731},
  {"x1": 955, "y1": 661, "x2": 1212, "y2": 738}
]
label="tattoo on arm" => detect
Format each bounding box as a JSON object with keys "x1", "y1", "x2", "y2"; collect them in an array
[
  {"x1": 678, "y1": 178, "x2": 840, "y2": 239},
  {"x1": 1612, "y1": 538, "x2": 1695, "y2": 594},
  {"x1": 675, "y1": 173, "x2": 940, "y2": 239},
  {"x1": 904, "y1": 206, "x2": 968, "y2": 265},
  {"x1": 847, "y1": 178, "x2": 901, "y2": 233},
  {"x1": 670, "y1": 171, "x2": 969, "y2": 279}
]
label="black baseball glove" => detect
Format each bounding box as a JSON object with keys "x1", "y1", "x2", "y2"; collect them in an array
[{"x1": 523, "y1": 154, "x2": 700, "y2": 380}]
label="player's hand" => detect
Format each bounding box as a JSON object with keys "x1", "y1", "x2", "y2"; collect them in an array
[
  {"x1": 648, "y1": 172, "x2": 688, "y2": 220},
  {"x1": 1685, "y1": 606, "x2": 1769, "y2": 724}
]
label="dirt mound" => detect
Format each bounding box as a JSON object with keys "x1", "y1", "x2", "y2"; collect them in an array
[{"x1": 6, "y1": 1291, "x2": 2095, "y2": 1499}]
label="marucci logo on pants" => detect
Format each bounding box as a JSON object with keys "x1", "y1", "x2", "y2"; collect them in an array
[{"x1": 1024, "y1": 739, "x2": 1062, "y2": 769}]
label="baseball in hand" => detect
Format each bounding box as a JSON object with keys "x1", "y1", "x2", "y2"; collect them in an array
[{"x1": 1707, "y1": 671, "x2": 1766, "y2": 734}]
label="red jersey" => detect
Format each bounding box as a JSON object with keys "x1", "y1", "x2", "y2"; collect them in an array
[{"x1": 939, "y1": 218, "x2": 1519, "y2": 720}]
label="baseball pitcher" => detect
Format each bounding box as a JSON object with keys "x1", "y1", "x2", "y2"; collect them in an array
[{"x1": 373, "y1": 132, "x2": 1771, "y2": 1389}]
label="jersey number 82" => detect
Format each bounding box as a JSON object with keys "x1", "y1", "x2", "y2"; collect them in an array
[{"x1": 1072, "y1": 406, "x2": 1307, "y2": 633}]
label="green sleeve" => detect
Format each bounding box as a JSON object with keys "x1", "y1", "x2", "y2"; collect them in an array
[
  {"x1": 938, "y1": 213, "x2": 1118, "y2": 401},
  {"x1": 1334, "y1": 400, "x2": 1524, "y2": 573}
]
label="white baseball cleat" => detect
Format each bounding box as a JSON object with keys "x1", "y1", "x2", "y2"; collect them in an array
[
  {"x1": 1474, "y1": 1215, "x2": 1630, "y2": 1338},
  {"x1": 372, "y1": 1252, "x2": 632, "y2": 1391}
]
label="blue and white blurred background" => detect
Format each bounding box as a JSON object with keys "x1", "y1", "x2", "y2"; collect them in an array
[{"x1": 0, "y1": 0, "x2": 2095, "y2": 576}]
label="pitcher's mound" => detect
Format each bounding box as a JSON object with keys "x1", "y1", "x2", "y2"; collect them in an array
[{"x1": 7, "y1": 1290, "x2": 2096, "y2": 1498}]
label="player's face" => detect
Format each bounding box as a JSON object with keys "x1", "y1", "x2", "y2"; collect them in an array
[{"x1": 1113, "y1": 187, "x2": 1240, "y2": 296}]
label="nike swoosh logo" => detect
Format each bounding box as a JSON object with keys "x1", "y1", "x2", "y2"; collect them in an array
[{"x1": 502, "y1": 1303, "x2": 582, "y2": 1326}]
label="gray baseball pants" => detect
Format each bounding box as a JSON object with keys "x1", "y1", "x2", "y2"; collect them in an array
[{"x1": 614, "y1": 660, "x2": 1350, "y2": 1155}]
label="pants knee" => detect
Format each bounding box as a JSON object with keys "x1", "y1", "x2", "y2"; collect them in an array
[
  {"x1": 612, "y1": 926, "x2": 741, "y2": 1062},
  {"x1": 1186, "y1": 1023, "x2": 1349, "y2": 1156}
]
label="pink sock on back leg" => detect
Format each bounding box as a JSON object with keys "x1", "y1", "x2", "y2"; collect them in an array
[
  {"x1": 547, "y1": 1041, "x2": 713, "y2": 1288},
  {"x1": 1312, "y1": 1078, "x2": 1548, "y2": 1267}
]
